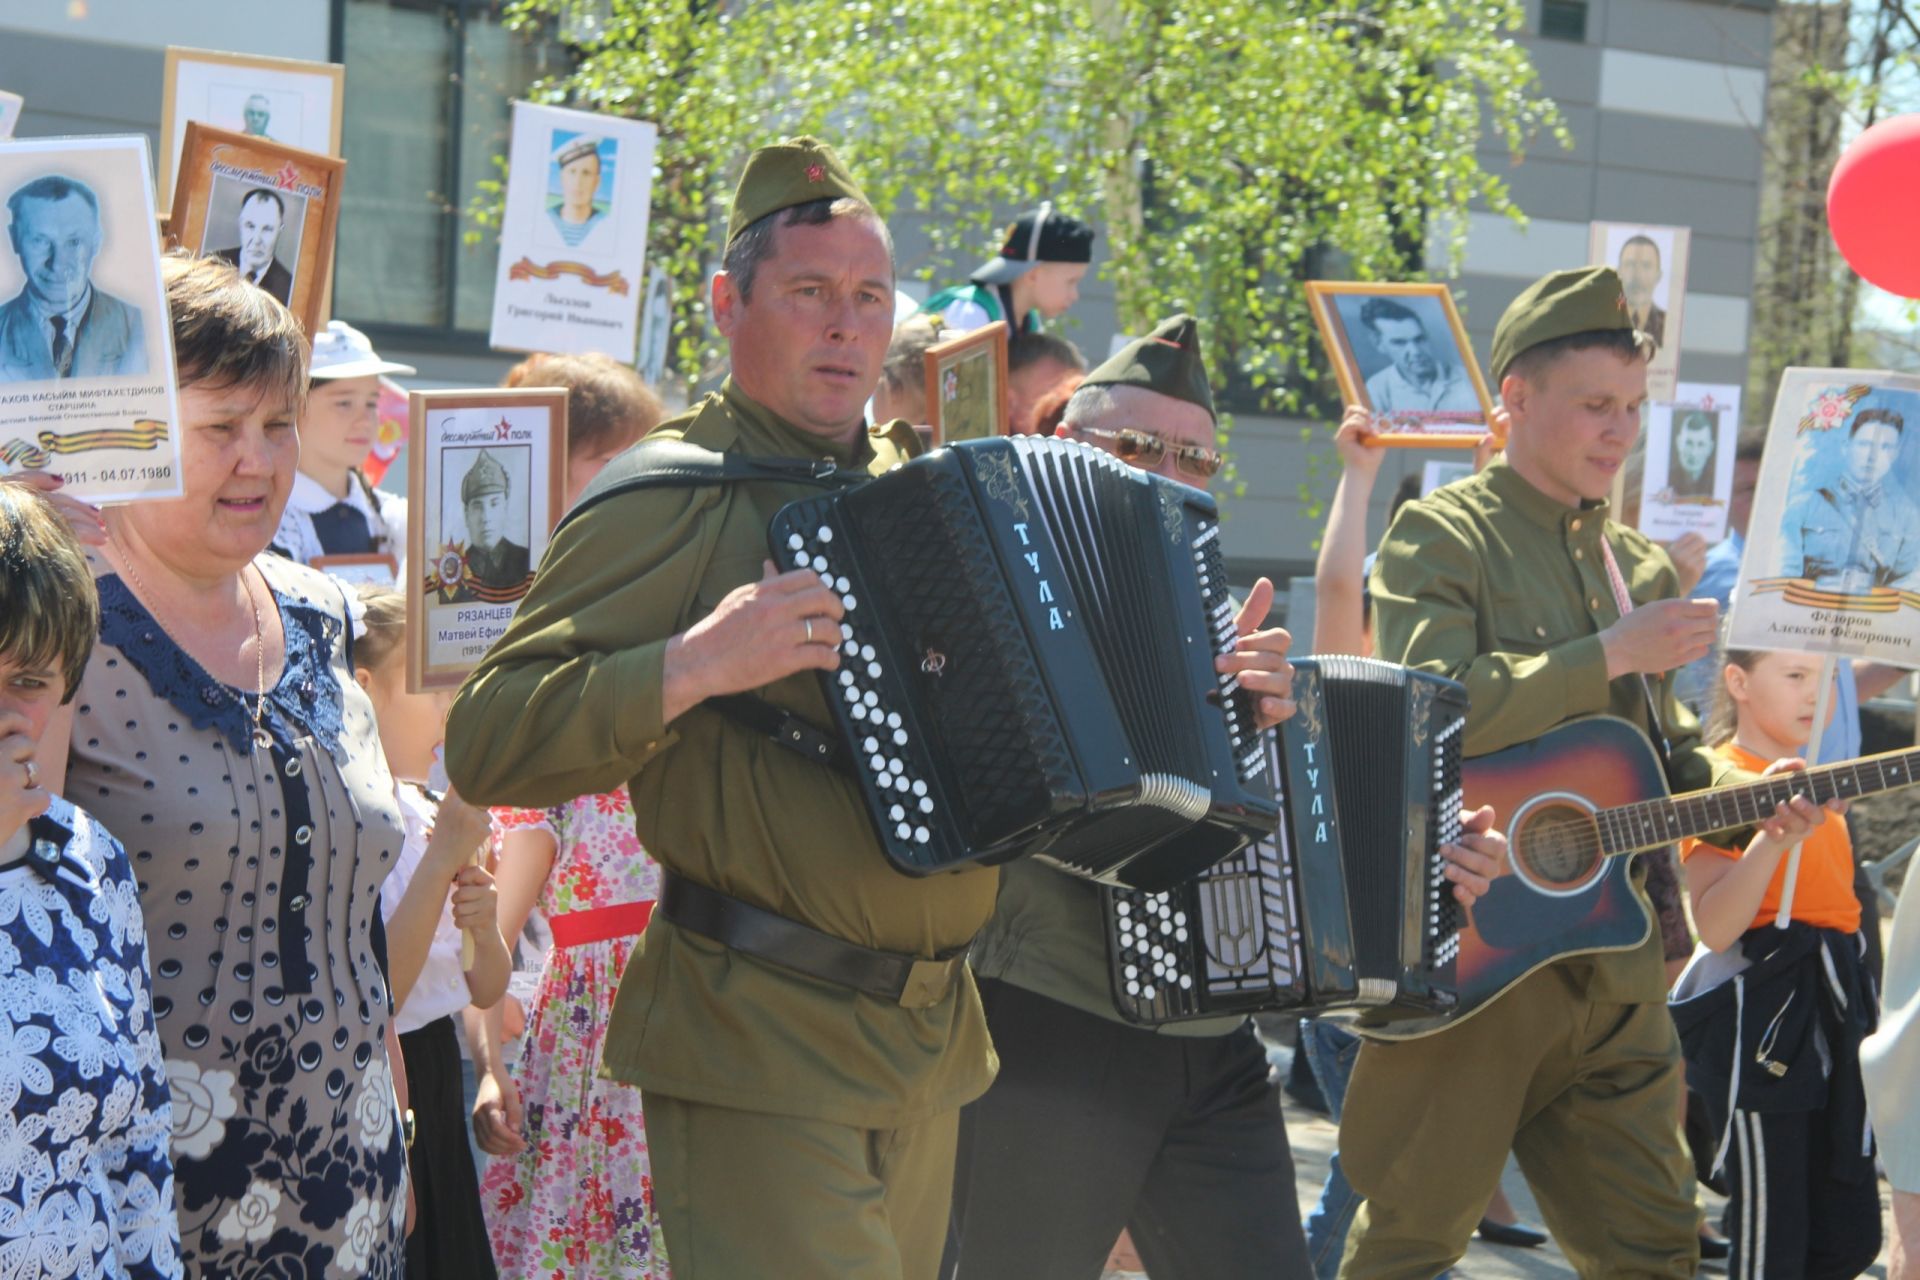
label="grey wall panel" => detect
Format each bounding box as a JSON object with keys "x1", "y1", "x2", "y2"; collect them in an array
[
  {"x1": 1596, "y1": 111, "x2": 1763, "y2": 184},
  {"x1": 1476, "y1": 156, "x2": 1600, "y2": 223},
  {"x1": 1593, "y1": 168, "x2": 1759, "y2": 239},
  {"x1": 1602, "y1": 0, "x2": 1775, "y2": 67},
  {"x1": 1517, "y1": 35, "x2": 1605, "y2": 108},
  {"x1": 1478, "y1": 103, "x2": 1599, "y2": 166},
  {"x1": 0, "y1": 31, "x2": 161, "y2": 141},
  {"x1": 1680, "y1": 233, "x2": 1760, "y2": 297}
]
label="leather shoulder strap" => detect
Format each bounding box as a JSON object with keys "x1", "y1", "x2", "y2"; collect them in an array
[{"x1": 557, "y1": 436, "x2": 867, "y2": 534}]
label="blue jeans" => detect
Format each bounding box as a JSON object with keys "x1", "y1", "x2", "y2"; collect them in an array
[{"x1": 1300, "y1": 1019, "x2": 1363, "y2": 1280}]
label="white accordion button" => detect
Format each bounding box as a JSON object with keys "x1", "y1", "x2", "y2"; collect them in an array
[
  {"x1": 861, "y1": 644, "x2": 876, "y2": 662},
  {"x1": 1173, "y1": 911, "x2": 1188, "y2": 927},
  {"x1": 870, "y1": 753, "x2": 887, "y2": 772},
  {"x1": 840, "y1": 671, "x2": 855, "y2": 687},
  {"x1": 1124, "y1": 964, "x2": 1138, "y2": 980},
  {"x1": 868, "y1": 662, "x2": 883, "y2": 679},
  {"x1": 1179, "y1": 974, "x2": 1193, "y2": 990},
  {"x1": 843, "y1": 640, "x2": 859, "y2": 657},
  {"x1": 1116, "y1": 901, "x2": 1131, "y2": 917},
  {"x1": 896, "y1": 822, "x2": 912, "y2": 840},
  {"x1": 817, "y1": 525, "x2": 833, "y2": 543},
  {"x1": 850, "y1": 703, "x2": 867, "y2": 721},
  {"x1": 1176, "y1": 928, "x2": 1189, "y2": 943},
  {"x1": 893, "y1": 729, "x2": 909, "y2": 747},
  {"x1": 862, "y1": 691, "x2": 878, "y2": 707},
  {"x1": 787, "y1": 533, "x2": 804, "y2": 551},
  {"x1": 1141, "y1": 986, "x2": 1155, "y2": 1000},
  {"x1": 840, "y1": 623, "x2": 854, "y2": 643},
  {"x1": 842, "y1": 593, "x2": 858, "y2": 611},
  {"x1": 864, "y1": 736, "x2": 879, "y2": 753},
  {"x1": 889, "y1": 804, "x2": 905, "y2": 821},
  {"x1": 912, "y1": 779, "x2": 928, "y2": 797},
  {"x1": 914, "y1": 826, "x2": 930, "y2": 843},
  {"x1": 919, "y1": 796, "x2": 934, "y2": 814},
  {"x1": 835, "y1": 576, "x2": 851, "y2": 593},
  {"x1": 886, "y1": 712, "x2": 902, "y2": 728}
]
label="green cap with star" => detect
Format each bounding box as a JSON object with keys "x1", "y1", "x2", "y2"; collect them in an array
[
  {"x1": 1489, "y1": 266, "x2": 1640, "y2": 385},
  {"x1": 726, "y1": 136, "x2": 869, "y2": 246},
  {"x1": 1078, "y1": 313, "x2": 1215, "y2": 422},
  {"x1": 462, "y1": 449, "x2": 509, "y2": 503}
]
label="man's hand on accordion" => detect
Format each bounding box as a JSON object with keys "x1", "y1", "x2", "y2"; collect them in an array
[
  {"x1": 661, "y1": 561, "x2": 846, "y2": 723},
  {"x1": 1216, "y1": 578, "x2": 1297, "y2": 731},
  {"x1": 1441, "y1": 805, "x2": 1510, "y2": 907}
]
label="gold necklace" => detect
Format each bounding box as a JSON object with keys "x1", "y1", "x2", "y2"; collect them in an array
[{"x1": 112, "y1": 542, "x2": 269, "y2": 743}]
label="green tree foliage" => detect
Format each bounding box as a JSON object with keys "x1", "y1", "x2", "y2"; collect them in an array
[{"x1": 482, "y1": 0, "x2": 1560, "y2": 435}]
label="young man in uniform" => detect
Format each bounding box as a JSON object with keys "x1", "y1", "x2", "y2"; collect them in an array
[
  {"x1": 1340, "y1": 267, "x2": 1741, "y2": 1278},
  {"x1": 946, "y1": 317, "x2": 1510, "y2": 1280},
  {"x1": 921, "y1": 202, "x2": 1094, "y2": 334},
  {"x1": 446, "y1": 140, "x2": 1295, "y2": 1279}
]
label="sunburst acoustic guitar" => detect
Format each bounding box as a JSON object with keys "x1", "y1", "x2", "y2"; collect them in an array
[{"x1": 1368, "y1": 714, "x2": 1920, "y2": 1040}]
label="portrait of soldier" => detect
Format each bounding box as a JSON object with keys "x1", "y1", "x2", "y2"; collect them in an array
[
  {"x1": 0, "y1": 173, "x2": 148, "y2": 382},
  {"x1": 242, "y1": 93, "x2": 274, "y2": 139},
  {"x1": 545, "y1": 134, "x2": 612, "y2": 251},
  {"x1": 451, "y1": 448, "x2": 531, "y2": 601},
  {"x1": 212, "y1": 187, "x2": 294, "y2": 304},
  {"x1": 1618, "y1": 234, "x2": 1665, "y2": 349},
  {"x1": 1780, "y1": 406, "x2": 1920, "y2": 591},
  {"x1": 1356, "y1": 296, "x2": 1481, "y2": 416},
  {"x1": 1667, "y1": 409, "x2": 1718, "y2": 499}
]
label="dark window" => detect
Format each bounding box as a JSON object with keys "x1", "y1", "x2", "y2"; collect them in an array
[
  {"x1": 330, "y1": 0, "x2": 566, "y2": 344},
  {"x1": 1540, "y1": 0, "x2": 1589, "y2": 42}
]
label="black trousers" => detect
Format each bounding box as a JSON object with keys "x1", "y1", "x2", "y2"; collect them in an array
[
  {"x1": 1722, "y1": 1104, "x2": 1881, "y2": 1280},
  {"x1": 947, "y1": 979, "x2": 1311, "y2": 1280},
  {"x1": 399, "y1": 1016, "x2": 497, "y2": 1280}
]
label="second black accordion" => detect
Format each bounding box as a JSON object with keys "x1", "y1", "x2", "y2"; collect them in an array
[
  {"x1": 1104, "y1": 657, "x2": 1469, "y2": 1025},
  {"x1": 766, "y1": 436, "x2": 1279, "y2": 888}
]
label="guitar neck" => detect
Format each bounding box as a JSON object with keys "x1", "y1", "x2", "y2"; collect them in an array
[{"x1": 1598, "y1": 746, "x2": 1920, "y2": 856}]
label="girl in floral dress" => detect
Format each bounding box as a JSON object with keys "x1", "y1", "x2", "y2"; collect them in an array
[{"x1": 470, "y1": 789, "x2": 664, "y2": 1278}]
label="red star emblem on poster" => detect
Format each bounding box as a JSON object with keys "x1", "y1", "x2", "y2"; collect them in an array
[
  {"x1": 494, "y1": 416, "x2": 512, "y2": 440},
  {"x1": 275, "y1": 162, "x2": 301, "y2": 190}
]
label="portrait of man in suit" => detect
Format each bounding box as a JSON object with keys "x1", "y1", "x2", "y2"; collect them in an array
[
  {"x1": 450, "y1": 448, "x2": 531, "y2": 602},
  {"x1": 1618, "y1": 234, "x2": 1665, "y2": 350},
  {"x1": 212, "y1": 187, "x2": 294, "y2": 304},
  {"x1": 242, "y1": 93, "x2": 273, "y2": 139},
  {"x1": 0, "y1": 173, "x2": 148, "y2": 383}
]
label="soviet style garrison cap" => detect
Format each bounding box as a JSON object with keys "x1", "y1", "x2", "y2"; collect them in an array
[
  {"x1": 552, "y1": 135, "x2": 605, "y2": 170},
  {"x1": 726, "y1": 136, "x2": 869, "y2": 246},
  {"x1": 1079, "y1": 314, "x2": 1215, "y2": 423},
  {"x1": 1488, "y1": 266, "x2": 1640, "y2": 384},
  {"x1": 462, "y1": 449, "x2": 510, "y2": 504},
  {"x1": 971, "y1": 203, "x2": 1097, "y2": 285}
]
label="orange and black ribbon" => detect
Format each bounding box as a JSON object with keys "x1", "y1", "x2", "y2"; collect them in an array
[{"x1": 507, "y1": 258, "x2": 630, "y2": 295}]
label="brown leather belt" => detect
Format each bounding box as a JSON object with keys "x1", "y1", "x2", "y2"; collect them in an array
[{"x1": 656, "y1": 870, "x2": 968, "y2": 1010}]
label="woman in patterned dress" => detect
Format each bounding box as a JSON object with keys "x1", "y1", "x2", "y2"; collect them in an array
[
  {"x1": 0, "y1": 485, "x2": 179, "y2": 1279},
  {"x1": 466, "y1": 352, "x2": 665, "y2": 1278},
  {"x1": 59, "y1": 256, "x2": 409, "y2": 1278}
]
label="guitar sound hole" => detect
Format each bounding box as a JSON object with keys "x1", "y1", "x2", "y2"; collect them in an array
[{"x1": 1517, "y1": 803, "x2": 1602, "y2": 888}]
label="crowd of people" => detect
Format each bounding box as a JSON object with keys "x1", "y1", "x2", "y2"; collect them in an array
[{"x1": 0, "y1": 124, "x2": 1917, "y2": 1280}]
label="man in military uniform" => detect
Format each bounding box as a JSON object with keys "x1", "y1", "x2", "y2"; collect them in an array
[
  {"x1": 449, "y1": 137, "x2": 1035, "y2": 1278},
  {"x1": 449, "y1": 448, "x2": 530, "y2": 601},
  {"x1": 946, "y1": 317, "x2": 1509, "y2": 1280},
  {"x1": 1780, "y1": 406, "x2": 1920, "y2": 592},
  {"x1": 1338, "y1": 267, "x2": 1798, "y2": 1277}
]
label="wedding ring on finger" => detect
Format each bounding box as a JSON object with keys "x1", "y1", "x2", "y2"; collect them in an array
[{"x1": 804, "y1": 617, "x2": 815, "y2": 645}]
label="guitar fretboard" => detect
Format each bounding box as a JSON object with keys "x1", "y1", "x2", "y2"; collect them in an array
[{"x1": 1596, "y1": 747, "x2": 1920, "y2": 856}]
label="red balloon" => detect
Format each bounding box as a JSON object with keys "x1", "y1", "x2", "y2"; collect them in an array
[{"x1": 1828, "y1": 114, "x2": 1920, "y2": 299}]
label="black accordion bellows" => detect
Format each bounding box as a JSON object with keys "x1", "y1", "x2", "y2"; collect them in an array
[
  {"x1": 766, "y1": 436, "x2": 1278, "y2": 888},
  {"x1": 1105, "y1": 656, "x2": 1469, "y2": 1025}
]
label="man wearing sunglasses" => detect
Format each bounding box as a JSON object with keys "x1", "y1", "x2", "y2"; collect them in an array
[{"x1": 945, "y1": 315, "x2": 1508, "y2": 1279}]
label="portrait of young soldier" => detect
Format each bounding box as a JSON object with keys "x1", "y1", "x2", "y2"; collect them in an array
[
  {"x1": 545, "y1": 133, "x2": 613, "y2": 251},
  {"x1": 1617, "y1": 233, "x2": 1666, "y2": 349},
  {"x1": 448, "y1": 448, "x2": 530, "y2": 602},
  {"x1": 1779, "y1": 405, "x2": 1920, "y2": 592},
  {"x1": 0, "y1": 173, "x2": 148, "y2": 382},
  {"x1": 1340, "y1": 266, "x2": 1758, "y2": 1278},
  {"x1": 1666, "y1": 409, "x2": 1718, "y2": 499}
]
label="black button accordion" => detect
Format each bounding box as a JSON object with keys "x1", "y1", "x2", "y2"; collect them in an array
[
  {"x1": 1104, "y1": 656, "x2": 1469, "y2": 1026},
  {"x1": 765, "y1": 436, "x2": 1280, "y2": 888}
]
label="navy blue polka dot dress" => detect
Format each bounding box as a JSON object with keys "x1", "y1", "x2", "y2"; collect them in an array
[{"x1": 66, "y1": 555, "x2": 408, "y2": 1280}]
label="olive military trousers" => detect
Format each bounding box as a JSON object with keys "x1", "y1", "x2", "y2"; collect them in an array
[
  {"x1": 645, "y1": 1092, "x2": 958, "y2": 1280},
  {"x1": 1338, "y1": 964, "x2": 1700, "y2": 1279}
]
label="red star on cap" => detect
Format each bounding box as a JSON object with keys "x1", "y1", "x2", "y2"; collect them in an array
[
  {"x1": 1615, "y1": 292, "x2": 1628, "y2": 311},
  {"x1": 806, "y1": 163, "x2": 825, "y2": 183}
]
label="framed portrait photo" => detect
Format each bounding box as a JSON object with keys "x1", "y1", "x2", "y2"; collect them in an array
[
  {"x1": 489, "y1": 102, "x2": 658, "y2": 360},
  {"x1": 1726, "y1": 368, "x2": 1920, "y2": 663},
  {"x1": 167, "y1": 122, "x2": 345, "y2": 336},
  {"x1": 406, "y1": 388, "x2": 569, "y2": 691},
  {"x1": 159, "y1": 46, "x2": 343, "y2": 209},
  {"x1": 0, "y1": 135, "x2": 184, "y2": 504},
  {"x1": 1637, "y1": 382, "x2": 1741, "y2": 543},
  {"x1": 924, "y1": 323, "x2": 1010, "y2": 447},
  {"x1": 310, "y1": 552, "x2": 399, "y2": 589},
  {"x1": 1305, "y1": 281, "x2": 1494, "y2": 447},
  {"x1": 1589, "y1": 221, "x2": 1690, "y2": 402}
]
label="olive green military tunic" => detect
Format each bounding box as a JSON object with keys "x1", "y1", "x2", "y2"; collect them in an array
[
  {"x1": 445, "y1": 379, "x2": 1000, "y2": 1129},
  {"x1": 1338, "y1": 459, "x2": 1716, "y2": 1279}
]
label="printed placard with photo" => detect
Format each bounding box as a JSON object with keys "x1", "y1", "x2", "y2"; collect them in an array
[
  {"x1": 924, "y1": 323, "x2": 1009, "y2": 446},
  {"x1": 1588, "y1": 221, "x2": 1690, "y2": 402},
  {"x1": 0, "y1": 136, "x2": 183, "y2": 503},
  {"x1": 1305, "y1": 281, "x2": 1494, "y2": 447},
  {"x1": 1726, "y1": 368, "x2": 1920, "y2": 663},
  {"x1": 407, "y1": 388, "x2": 568, "y2": 691},
  {"x1": 159, "y1": 47, "x2": 343, "y2": 208},
  {"x1": 489, "y1": 102, "x2": 657, "y2": 361},
  {"x1": 1637, "y1": 382, "x2": 1741, "y2": 544},
  {"x1": 168, "y1": 123, "x2": 345, "y2": 336},
  {"x1": 0, "y1": 92, "x2": 22, "y2": 141}
]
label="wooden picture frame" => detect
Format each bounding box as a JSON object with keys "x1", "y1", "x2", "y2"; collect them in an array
[
  {"x1": 159, "y1": 46, "x2": 344, "y2": 208},
  {"x1": 924, "y1": 323, "x2": 1010, "y2": 447},
  {"x1": 1305, "y1": 281, "x2": 1496, "y2": 448},
  {"x1": 167, "y1": 122, "x2": 346, "y2": 337},
  {"x1": 406, "y1": 388, "x2": 569, "y2": 692}
]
